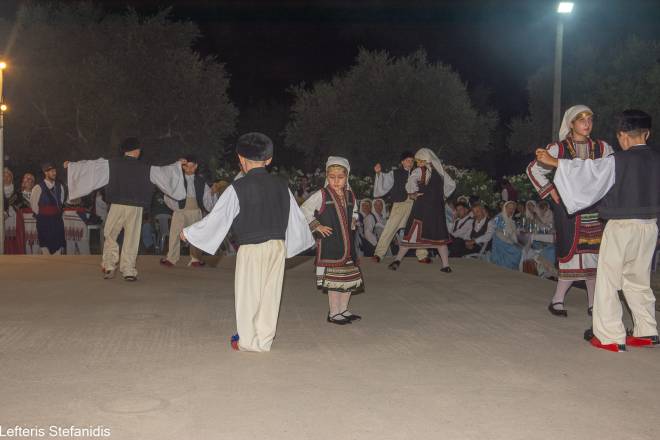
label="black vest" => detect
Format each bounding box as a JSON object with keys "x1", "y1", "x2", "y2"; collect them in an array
[
  {"x1": 470, "y1": 217, "x2": 489, "y2": 239},
  {"x1": 390, "y1": 168, "x2": 410, "y2": 203},
  {"x1": 315, "y1": 187, "x2": 358, "y2": 266},
  {"x1": 599, "y1": 145, "x2": 660, "y2": 220},
  {"x1": 231, "y1": 168, "x2": 290, "y2": 245},
  {"x1": 106, "y1": 157, "x2": 154, "y2": 210},
  {"x1": 178, "y1": 174, "x2": 208, "y2": 213}
]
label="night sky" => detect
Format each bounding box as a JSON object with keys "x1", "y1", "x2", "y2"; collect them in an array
[{"x1": 3, "y1": 0, "x2": 660, "y2": 121}]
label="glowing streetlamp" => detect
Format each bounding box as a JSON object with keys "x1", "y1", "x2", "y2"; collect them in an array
[{"x1": 552, "y1": 3, "x2": 574, "y2": 139}]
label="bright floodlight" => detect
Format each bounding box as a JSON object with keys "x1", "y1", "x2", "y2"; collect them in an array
[
  {"x1": 0, "y1": 104, "x2": 7, "y2": 112},
  {"x1": 0, "y1": 61, "x2": 6, "y2": 70},
  {"x1": 557, "y1": 2, "x2": 574, "y2": 13}
]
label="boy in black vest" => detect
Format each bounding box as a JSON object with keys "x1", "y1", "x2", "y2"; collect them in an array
[
  {"x1": 536, "y1": 110, "x2": 660, "y2": 352},
  {"x1": 182, "y1": 133, "x2": 314, "y2": 352}
]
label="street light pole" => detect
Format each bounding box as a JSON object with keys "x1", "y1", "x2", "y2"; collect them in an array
[{"x1": 553, "y1": 2, "x2": 574, "y2": 140}]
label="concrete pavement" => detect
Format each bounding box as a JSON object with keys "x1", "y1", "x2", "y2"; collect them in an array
[{"x1": 0, "y1": 255, "x2": 658, "y2": 440}]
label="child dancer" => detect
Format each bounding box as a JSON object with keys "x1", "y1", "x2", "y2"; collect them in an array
[
  {"x1": 182, "y1": 133, "x2": 314, "y2": 352},
  {"x1": 301, "y1": 157, "x2": 364, "y2": 325},
  {"x1": 388, "y1": 148, "x2": 456, "y2": 272},
  {"x1": 536, "y1": 110, "x2": 660, "y2": 352}
]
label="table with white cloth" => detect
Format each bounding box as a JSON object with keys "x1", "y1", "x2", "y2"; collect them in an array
[
  {"x1": 20, "y1": 208, "x2": 40, "y2": 254},
  {"x1": 63, "y1": 208, "x2": 91, "y2": 255}
]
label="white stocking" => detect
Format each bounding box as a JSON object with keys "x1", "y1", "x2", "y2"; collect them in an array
[{"x1": 551, "y1": 280, "x2": 573, "y2": 310}]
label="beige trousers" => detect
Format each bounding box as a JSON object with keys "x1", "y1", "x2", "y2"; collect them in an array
[
  {"x1": 102, "y1": 204, "x2": 143, "y2": 277},
  {"x1": 593, "y1": 220, "x2": 658, "y2": 345},
  {"x1": 166, "y1": 203, "x2": 203, "y2": 264},
  {"x1": 235, "y1": 239, "x2": 287, "y2": 352},
  {"x1": 374, "y1": 199, "x2": 427, "y2": 260}
]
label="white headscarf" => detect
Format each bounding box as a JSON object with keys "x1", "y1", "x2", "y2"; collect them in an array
[
  {"x1": 501, "y1": 200, "x2": 518, "y2": 237},
  {"x1": 414, "y1": 148, "x2": 456, "y2": 198},
  {"x1": 525, "y1": 200, "x2": 537, "y2": 220},
  {"x1": 559, "y1": 105, "x2": 593, "y2": 141},
  {"x1": 359, "y1": 198, "x2": 372, "y2": 218},
  {"x1": 325, "y1": 156, "x2": 351, "y2": 189},
  {"x1": 372, "y1": 198, "x2": 388, "y2": 221}
]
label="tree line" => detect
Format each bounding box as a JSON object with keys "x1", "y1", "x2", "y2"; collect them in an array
[{"x1": 2, "y1": 3, "x2": 658, "y2": 177}]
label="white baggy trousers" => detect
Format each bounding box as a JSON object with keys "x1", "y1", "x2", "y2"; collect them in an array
[
  {"x1": 373, "y1": 199, "x2": 428, "y2": 260},
  {"x1": 593, "y1": 219, "x2": 658, "y2": 345},
  {"x1": 235, "y1": 239, "x2": 287, "y2": 352}
]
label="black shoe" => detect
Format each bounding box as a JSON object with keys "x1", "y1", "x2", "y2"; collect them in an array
[
  {"x1": 341, "y1": 310, "x2": 362, "y2": 321},
  {"x1": 548, "y1": 302, "x2": 567, "y2": 317},
  {"x1": 587, "y1": 306, "x2": 593, "y2": 317},
  {"x1": 388, "y1": 261, "x2": 401, "y2": 271},
  {"x1": 584, "y1": 327, "x2": 594, "y2": 341},
  {"x1": 327, "y1": 313, "x2": 351, "y2": 325},
  {"x1": 123, "y1": 275, "x2": 138, "y2": 282},
  {"x1": 440, "y1": 266, "x2": 452, "y2": 273}
]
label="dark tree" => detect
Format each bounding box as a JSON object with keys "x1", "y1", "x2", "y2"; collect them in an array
[
  {"x1": 285, "y1": 49, "x2": 497, "y2": 172},
  {"x1": 1, "y1": 2, "x2": 237, "y2": 168}
]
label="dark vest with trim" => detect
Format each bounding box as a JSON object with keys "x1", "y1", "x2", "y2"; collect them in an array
[
  {"x1": 315, "y1": 187, "x2": 358, "y2": 266},
  {"x1": 37, "y1": 180, "x2": 65, "y2": 217},
  {"x1": 470, "y1": 217, "x2": 490, "y2": 240},
  {"x1": 231, "y1": 168, "x2": 290, "y2": 245},
  {"x1": 599, "y1": 145, "x2": 660, "y2": 220},
  {"x1": 106, "y1": 157, "x2": 154, "y2": 210},
  {"x1": 390, "y1": 168, "x2": 410, "y2": 203},
  {"x1": 178, "y1": 174, "x2": 208, "y2": 213}
]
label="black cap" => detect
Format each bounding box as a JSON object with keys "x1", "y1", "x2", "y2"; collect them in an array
[
  {"x1": 120, "y1": 137, "x2": 141, "y2": 153},
  {"x1": 41, "y1": 162, "x2": 55, "y2": 172},
  {"x1": 616, "y1": 110, "x2": 652, "y2": 133},
  {"x1": 400, "y1": 151, "x2": 415, "y2": 161},
  {"x1": 236, "y1": 132, "x2": 274, "y2": 161}
]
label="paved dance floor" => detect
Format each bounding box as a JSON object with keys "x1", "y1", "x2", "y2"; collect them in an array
[{"x1": 1, "y1": 255, "x2": 657, "y2": 440}]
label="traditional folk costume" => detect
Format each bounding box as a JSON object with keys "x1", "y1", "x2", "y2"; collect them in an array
[
  {"x1": 450, "y1": 213, "x2": 495, "y2": 257},
  {"x1": 66, "y1": 138, "x2": 186, "y2": 281},
  {"x1": 389, "y1": 148, "x2": 456, "y2": 271},
  {"x1": 363, "y1": 200, "x2": 388, "y2": 257},
  {"x1": 490, "y1": 201, "x2": 523, "y2": 270},
  {"x1": 551, "y1": 111, "x2": 659, "y2": 351},
  {"x1": 3, "y1": 180, "x2": 26, "y2": 254},
  {"x1": 184, "y1": 133, "x2": 314, "y2": 352},
  {"x1": 372, "y1": 152, "x2": 428, "y2": 262},
  {"x1": 526, "y1": 105, "x2": 614, "y2": 316},
  {"x1": 301, "y1": 157, "x2": 365, "y2": 325},
  {"x1": 30, "y1": 164, "x2": 67, "y2": 255},
  {"x1": 162, "y1": 163, "x2": 218, "y2": 267}
]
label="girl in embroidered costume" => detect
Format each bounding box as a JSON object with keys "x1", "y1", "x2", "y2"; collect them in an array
[
  {"x1": 388, "y1": 148, "x2": 456, "y2": 272},
  {"x1": 301, "y1": 157, "x2": 364, "y2": 325},
  {"x1": 526, "y1": 105, "x2": 614, "y2": 317}
]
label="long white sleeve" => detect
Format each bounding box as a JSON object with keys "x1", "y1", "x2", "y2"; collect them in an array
[
  {"x1": 553, "y1": 156, "x2": 616, "y2": 214},
  {"x1": 30, "y1": 186, "x2": 41, "y2": 214},
  {"x1": 527, "y1": 143, "x2": 560, "y2": 199},
  {"x1": 437, "y1": 164, "x2": 456, "y2": 198},
  {"x1": 405, "y1": 168, "x2": 423, "y2": 194},
  {"x1": 182, "y1": 185, "x2": 240, "y2": 255},
  {"x1": 373, "y1": 170, "x2": 394, "y2": 198},
  {"x1": 150, "y1": 162, "x2": 185, "y2": 201},
  {"x1": 284, "y1": 189, "x2": 315, "y2": 257},
  {"x1": 67, "y1": 159, "x2": 110, "y2": 200},
  {"x1": 474, "y1": 218, "x2": 496, "y2": 245},
  {"x1": 300, "y1": 190, "x2": 324, "y2": 226}
]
